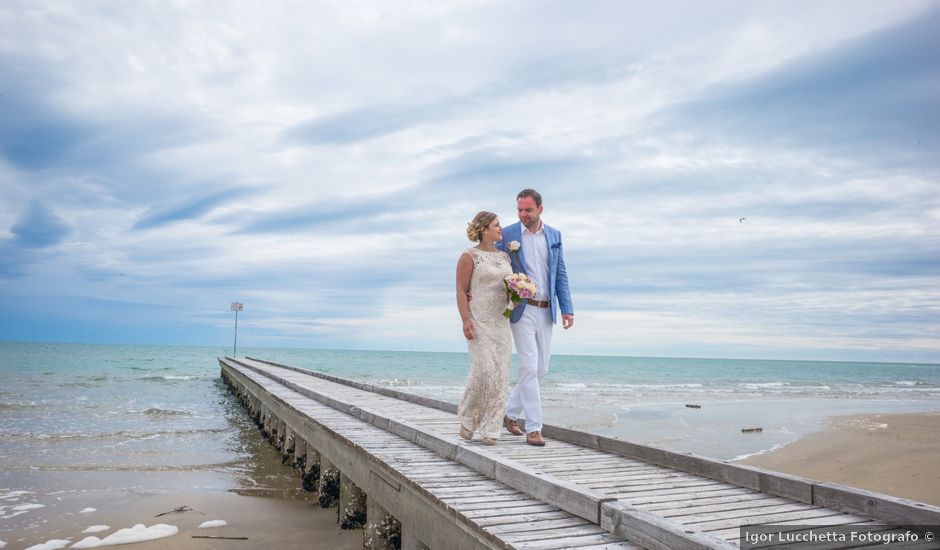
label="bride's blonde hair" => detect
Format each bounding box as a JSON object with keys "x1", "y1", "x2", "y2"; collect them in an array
[{"x1": 466, "y1": 211, "x2": 498, "y2": 242}]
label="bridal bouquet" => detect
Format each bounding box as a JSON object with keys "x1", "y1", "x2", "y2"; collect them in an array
[{"x1": 503, "y1": 273, "x2": 538, "y2": 318}]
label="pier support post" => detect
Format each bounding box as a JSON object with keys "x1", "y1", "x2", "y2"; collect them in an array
[
  {"x1": 260, "y1": 406, "x2": 272, "y2": 439},
  {"x1": 339, "y1": 473, "x2": 367, "y2": 529},
  {"x1": 302, "y1": 447, "x2": 320, "y2": 491},
  {"x1": 272, "y1": 418, "x2": 284, "y2": 449},
  {"x1": 318, "y1": 459, "x2": 339, "y2": 508},
  {"x1": 277, "y1": 419, "x2": 287, "y2": 452},
  {"x1": 364, "y1": 500, "x2": 401, "y2": 550},
  {"x1": 293, "y1": 438, "x2": 306, "y2": 472},
  {"x1": 282, "y1": 427, "x2": 295, "y2": 465}
]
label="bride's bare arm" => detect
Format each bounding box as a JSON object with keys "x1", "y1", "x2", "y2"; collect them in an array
[{"x1": 456, "y1": 253, "x2": 474, "y2": 340}]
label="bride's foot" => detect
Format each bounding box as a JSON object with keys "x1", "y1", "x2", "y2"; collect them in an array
[
  {"x1": 482, "y1": 437, "x2": 498, "y2": 446},
  {"x1": 459, "y1": 426, "x2": 473, "y2": 441}
]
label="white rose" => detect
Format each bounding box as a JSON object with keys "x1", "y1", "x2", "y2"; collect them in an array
[{"x1": 508, "y1": 240, "x2": 521, "y2": 252}]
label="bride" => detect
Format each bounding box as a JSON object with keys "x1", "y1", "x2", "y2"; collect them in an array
[{"x1": 455, "y1": 211, "x2": 512, "y2": 445}]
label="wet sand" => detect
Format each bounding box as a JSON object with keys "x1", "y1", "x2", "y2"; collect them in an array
[
  {"x1": 5, "y1": 491, "x2": 362, "y2": 550},
  {"x1": 740, "y1": 411, "x2": 940, "y2": 506}
]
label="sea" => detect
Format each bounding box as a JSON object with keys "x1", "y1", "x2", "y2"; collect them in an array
[{"x1": 2, "y1": 341, "x2": 939, "y2": 546}]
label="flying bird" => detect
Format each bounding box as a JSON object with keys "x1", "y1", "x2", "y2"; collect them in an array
[{"x1": 739, "y1": 217, "x2": 746, "y2": 223}]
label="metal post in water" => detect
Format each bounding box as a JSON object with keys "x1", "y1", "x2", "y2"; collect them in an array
[{"x1": 230, "y1": 302, "x2": 243, "y2": 356}]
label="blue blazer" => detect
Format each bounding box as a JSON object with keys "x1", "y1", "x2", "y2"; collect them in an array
[{"x1": 497, "y1": 222, "x2": 573, "y2": 324}]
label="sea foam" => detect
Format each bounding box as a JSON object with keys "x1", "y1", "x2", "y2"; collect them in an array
[
  {"x1": 198, "y1": 519, "x2": 228, "y2": 528},
  {"x1": 24, "y1": 540, "x2": 70, "y2": 550},
  {"x1": 71, "y1": 523, "x2": 178, "y2": 548}
]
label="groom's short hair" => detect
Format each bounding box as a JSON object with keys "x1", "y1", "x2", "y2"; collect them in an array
[{"x1": 517, "y1": 188, "x2": 542, "y2": 207}]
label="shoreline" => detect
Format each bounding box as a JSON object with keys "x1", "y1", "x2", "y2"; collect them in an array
[{"x1": 738, "y1": 410, "x2": 940, "y2": 506}]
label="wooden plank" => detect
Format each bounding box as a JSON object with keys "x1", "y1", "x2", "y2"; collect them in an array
[
  {"x1": 601, "y1": 501, "x2": 737, "y2": 550},
  {"x1": 498, "y1": 448, "x2": 605, "y2": 459},
  {"x1": 430, "y1": 486, "x2": 519, "y2": 497},
  {"x1": 443, "y1": 494, "x2": 533, "y2": 506},
  {"x1": 772, "y1": 513, "x2": 877, "y2": 526},
  {"x1": 642, "y1": 492, "x2": 783, "y2": 512},
  {"x1": 622, "y1": 487, "x2": 757, "y2": 506},
  {"x1": 516, "y1": 455, "x2": 633, "y2": 466},
  {"x1": 501, "y1": 524, "x2": 619, "y2": 543},
  {"x1": 607, "y1": 481, "x2": 730, "y2": 498},
  {"x1": 554, "y1": 466, "x2": 680, "y2": 479},
  {"x1": 696, "y1": 510, "x2": 867, "y2": 535},
  {"x1": 509, "y1": 533, "x2": 631, "y2": 550},
  {"x1": 451, "y1": 498, "x2": 544, "y2": 511},
  {"x1": 814, "y1": 482, "x2": 940, "y2": 525},
  {"x1": 462, "y1": 503, "x2": 560, "y2": 518},
  {"x1": 587, "y1": 477, "x2": 722, "y2": 492},
  {"x1": 657, "y1": 496, "x2": 794, "y2": 518},
  {"x1": 580, "y1": 471, "x2": 704, "y2": 486},
  {"x1": 472, "y1": 510, "x2": 572, "y2": 527},
  {"x1": 485, "y1": 516, "x2": 594, "y2": 535},
  {"x1": 577, "y1": 543, "x2": 645, "y2": 550}
]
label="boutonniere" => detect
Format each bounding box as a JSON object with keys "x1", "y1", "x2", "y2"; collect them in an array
[{"x1": 508, "y1": 240, "x2": 521, "y2": 253}]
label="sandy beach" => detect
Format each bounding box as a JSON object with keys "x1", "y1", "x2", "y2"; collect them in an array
[
  {"x1": 740, "y1": 411, "x2": 940, "y2": 506},
  {"x1": 5, "y1": 491, "x2": 362, "y2": 550}
]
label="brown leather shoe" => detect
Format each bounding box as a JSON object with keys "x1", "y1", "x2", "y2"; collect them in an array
[
  {"x1": 503, "y1": 416, "x2": 524, "y2": 436},
  {"x1": 526, "y1": 431, "x2": 545, "y2": 446}
]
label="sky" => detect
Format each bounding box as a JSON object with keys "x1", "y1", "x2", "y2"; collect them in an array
[{"x1": 1, "y1": 0, "x2": 938, "y2": 362}]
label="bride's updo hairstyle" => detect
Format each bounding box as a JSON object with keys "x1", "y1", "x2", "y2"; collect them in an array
[{"x1": 466, "y1": 211, "x2": 498, "y2": 242}]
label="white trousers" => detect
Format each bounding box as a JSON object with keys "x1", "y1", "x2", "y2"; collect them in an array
[{"x1": 506, "y1": 304, "x2": 553, "y2": 434}]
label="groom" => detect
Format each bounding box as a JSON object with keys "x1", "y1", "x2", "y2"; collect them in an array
[{"x1": 497, "y1": 189, "x2": 574, "y2": 446}]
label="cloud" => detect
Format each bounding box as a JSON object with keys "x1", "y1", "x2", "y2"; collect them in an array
[
  {"x1": 133, "y1": 186, "x2": 254, "y2": 230},
  {"x1": 656, "y1": 5, "x2": 940, "y2": 165},
  {"x1": 9, "y1": 200, "x2": 71, "y2": 248},
  {"x1": 0, "y1": 200, "x2": 70, "y2": 278},
  {"x1": 0, "y1": 56, "x2": 90, "y2": 170},
  {"x1": 284, "y1": 104, "x2": 432, "y2": 145}
]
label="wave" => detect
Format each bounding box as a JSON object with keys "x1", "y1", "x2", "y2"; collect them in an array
[
  {"x1": 0, "y1": 402, "x2": 43, "y2": 412},
  {"x1": 0, "y1": 428, "x2": 227, "y2": 442},
  {"x1": 729, "y1": 442, "x2": 789, "y2": 462},
  {"x1": 0, "y1": 461, "x2": 243, "y2": 472},
  {"x1": 141, "y1": 407, "x2": 195, "y2": 417},
  {"x1": 138, "y1": 375, "x2": 198, "y2": 382},
  {"x1": 0, "y1": 490, "x2": 33, "y2": 499}
]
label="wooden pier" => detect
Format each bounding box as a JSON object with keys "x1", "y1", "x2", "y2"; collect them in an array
[{"x1": 219, "y1": 356, "x2": 940, "y2": 549}]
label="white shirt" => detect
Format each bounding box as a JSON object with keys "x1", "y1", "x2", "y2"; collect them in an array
[{"x1": 521, "y1": 223, "x2": 549, "y2": 302}]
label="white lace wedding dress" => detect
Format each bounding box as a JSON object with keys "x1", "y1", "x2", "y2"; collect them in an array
[{"x1": 458, "y1": 247, "x2": 513, "y2": 440}]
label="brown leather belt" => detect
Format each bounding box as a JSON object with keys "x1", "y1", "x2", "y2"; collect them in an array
[{"x1": 526, "y1": 299, "x2": 550, "y2": 308}]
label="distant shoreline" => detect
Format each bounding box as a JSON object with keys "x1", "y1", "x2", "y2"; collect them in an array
[{"x1": 739, "y1": 410, "x2": 940, "y2": 506}]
